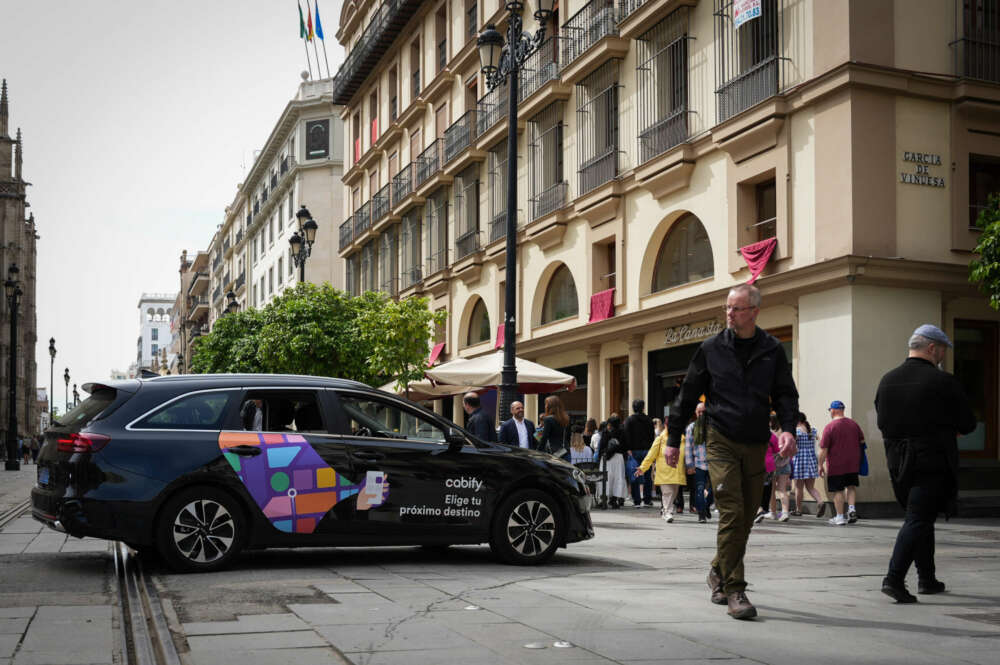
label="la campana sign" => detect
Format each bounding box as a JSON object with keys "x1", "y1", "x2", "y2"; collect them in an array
[{"x1": 900, "y1": 151, "x2": 946, "y2": 188}]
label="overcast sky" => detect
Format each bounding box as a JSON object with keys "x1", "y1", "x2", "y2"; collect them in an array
[{"x1": 1, "y1": 0, "x2": 344, "y2": 412}]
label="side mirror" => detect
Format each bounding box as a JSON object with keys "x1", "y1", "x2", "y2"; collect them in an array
[{"x1": 446, "y1": 429, "x2": 466, "y2": 453}]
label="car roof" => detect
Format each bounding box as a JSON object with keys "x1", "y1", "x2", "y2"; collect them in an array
[{"x1": 136, "y1": 374, "x2": 373, "y2": 390}]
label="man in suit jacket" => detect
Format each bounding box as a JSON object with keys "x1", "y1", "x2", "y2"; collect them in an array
[
  {"x1": 499, "y1": 401, "x2": 536, "y2": 449},
  {"x1": 463, "y1": 392, "x2": 497, "y2": 442}
]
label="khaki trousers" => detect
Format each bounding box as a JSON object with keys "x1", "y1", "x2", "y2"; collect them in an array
[{"x1": 707, "y1": 428, "x2": 767, "y2": 594}]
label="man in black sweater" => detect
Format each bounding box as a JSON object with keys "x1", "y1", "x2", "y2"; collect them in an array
[
  {"x1": 463, "y1": 392, "x2": 496, "y2": 443},
  {"x1": 625, "y1": 399, "x2": 656, "y2": 506},
  {"x1": 875, "y1": 324, "x2": 976, "y2": 603},
  {"x1": 664, "y1": 284, "x2": 799, "y2": 620}
]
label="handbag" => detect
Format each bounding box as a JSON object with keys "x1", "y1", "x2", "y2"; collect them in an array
[{"x1": 625, "y1": 454, "x2": 639, "y2": 478}]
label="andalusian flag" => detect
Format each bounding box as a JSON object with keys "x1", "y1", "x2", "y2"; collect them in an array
[
  {"x1": 315, "y1": 1, "x2": 325, "y2": 40},
  {"x1": 299, "y1": 2, "x2": 308, "y2": 40}
]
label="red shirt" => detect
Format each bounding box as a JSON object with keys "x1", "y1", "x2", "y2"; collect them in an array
[{"x1": 820, "y1": 417, "x2": 865, "y2": 476}]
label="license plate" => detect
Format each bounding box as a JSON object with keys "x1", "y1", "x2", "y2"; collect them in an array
[{"x1": 37, "y1": 467, "x2": 49, "y2": 486}]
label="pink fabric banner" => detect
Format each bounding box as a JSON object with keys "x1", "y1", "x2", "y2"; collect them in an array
[
  {"x1": 494, "y1": 324, "x2": 505, "y2": 349},
  {"x1": 739, "y1": 237, "x2": 778, "y2": 284},
  {"x1": 427, "y1": 342, "x2": 445, "y2": 367},
  {"x1": 589, "y1": 288, "x2": 616, "y2": 323}
]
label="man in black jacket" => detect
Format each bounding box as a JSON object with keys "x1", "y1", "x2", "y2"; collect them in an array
[
  {"x1": 463, "y1": 392, "x2": 496, "y2": 443},
  {"x1": 625, "y1": 399, "x2": 656, "y2": 506},
  {"x1": 498, "y1": 400, "x2": 536, "y2": 448},
  {"x1": 664, "y1": 284, "x2": 799, "y2": 620},
  {"x1": 875, "y1": 324, "x2": 976, "y2": 603}
]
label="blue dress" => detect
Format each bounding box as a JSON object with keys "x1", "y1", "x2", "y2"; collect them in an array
[{"x1": 792, "y1": 428, "x2": 819, "y2": 479}]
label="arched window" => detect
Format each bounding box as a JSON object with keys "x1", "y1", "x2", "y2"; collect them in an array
[
  {"x1": 466, "y1": 298, "x2": 490, "y2": 346},
  {"x1": 651, "y1": 214, "x2": 714, "y2": 292},
  {"x1": 541, "y1": 265, "x2": 578, "y2": 324}
]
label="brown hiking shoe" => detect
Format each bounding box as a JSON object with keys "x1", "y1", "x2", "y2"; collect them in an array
[
  {"x1": 707, "y1": 568, "x2": 726, "y2": 605},
  {"x1": 726, "y1": 591, "x2": 758, "y2": 619}
]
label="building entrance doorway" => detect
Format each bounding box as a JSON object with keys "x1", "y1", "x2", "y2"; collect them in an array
[
  {"x1": 610, "y1": 357, "x2": 629, "y2": 418},
  {"x1": 955, "y1": 319, "x2": 998, "y2": 459}
]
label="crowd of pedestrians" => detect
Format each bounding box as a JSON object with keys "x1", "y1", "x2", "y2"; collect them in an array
[{"x1": 489, "y1": 284, "x2": 974, "y2": 619}]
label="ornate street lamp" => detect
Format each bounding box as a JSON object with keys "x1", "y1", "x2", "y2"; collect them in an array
[
  {"x1": 64, "y1": 367, "x2": 70, "y2": 415},
  {"x1": 72, "y1": 384, "x2": 79, "y2": 408},
  {"x1": 477, "y1": 0, "x2": 554, "y2": 422},
  {"x1": 225, "y1": 290, "x2": 239, "y2": 315},
  {"x1": 48, "y1": 337, "x2": 55, "y2": 421},
  {"x1": 5, "y1": 265, "x2": 23, "y2": 470},
  {"x1": 289, "y1": 205, "x2": 318, "y2": 282}
]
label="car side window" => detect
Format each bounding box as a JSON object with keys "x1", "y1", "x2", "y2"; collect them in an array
[
  {"x1": 239, "y1": 391, "x2": 327, "y2": 433},
  {"x1": 336, "y1": 393, "x2": 447, "y2": 444},
  {"x1": 135, "y1": 391, "x2": 235, "y2": 430}
]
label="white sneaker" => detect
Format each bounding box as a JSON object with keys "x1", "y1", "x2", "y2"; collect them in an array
[
  {"x1": 828, "y1": 515, "x2": 847, "y2": 526},
  {"x1": 664, "y1": 512, "x2": 674, "y2": 523},
  {"x1": 763, "y1": 511, "x2": 776, "y2": 520},
  {"x1": 778, "y1": 512, "x2": 790, "y2": 522}
]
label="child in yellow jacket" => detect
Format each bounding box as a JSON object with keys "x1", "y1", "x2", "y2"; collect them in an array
[{"x1": 634, "y1": 430, "x2": 687, "y2": 522}]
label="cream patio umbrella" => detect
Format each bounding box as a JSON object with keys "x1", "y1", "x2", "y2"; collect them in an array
[
  {"x1": 376, "y1": 376, "x2": 480, "y2": 402},
  {"x1": 424, "y1": 351, "x2": 576, "y2": 394}
]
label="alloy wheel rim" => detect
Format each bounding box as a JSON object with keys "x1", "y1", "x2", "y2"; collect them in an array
[
  {"x1": 172, "y1": 499, "x2": 235, "y2": 563},
  {"x1": 506, "y1": 499, "x2": 555, "y2": 556}
]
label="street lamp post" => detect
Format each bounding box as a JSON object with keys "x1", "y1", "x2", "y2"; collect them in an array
[
  {"x1": 63, "y1": 368, "x2": 69, "y2": 415},
  {"x1": 48, "y1": 337, "x2": 55, "y2": 421},
  {"x1": 5, "y1": 265, "x2": 23, "y2": 471},
  {"x1": 477, "y1": 0, "x2": 554, "y2": 422},
  {"x1": 289, "y1": 206, "x2": 319, "y2": 282},
  {"x1": 72, "y1": 384, "x2": 79, "y2": 408},
  {"x1": 224, "y1": 291, "x2": 239, "y2": 316}
]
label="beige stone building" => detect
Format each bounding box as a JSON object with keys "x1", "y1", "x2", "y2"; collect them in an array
[
  {"x1": 0, "y1": 79, "x2": 40, "y2": 440},
  {"x1": 203, "y1": 78, "x2": 345, "y2": 327},
  {"x1": 333, "y1": 0, "x2": 1000, "y2": 505}
]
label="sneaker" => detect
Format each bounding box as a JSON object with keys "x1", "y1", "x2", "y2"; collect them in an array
[
  {"x1": 753, "y1": 510, "x2": 766, "y2": 524},
  {"x1": 828, "y1": 515, "x2": 848, "y2": 526},
  {"x1": 778, "y1": 512, "x2": 790, "y2": 522},
  {"x1": 664, "y1": 512, "x2": 674, "y2": 523},
  {"x1": 689, "y1": 506, "x2": 697, "y2": 514},
  {"x1": 726, "y1": 591, "x2": 758, "y2": 619},
  {"x1": 881, "y1": 578, "x2": 918, "y2": 604},
  {"x1": 790, "y1": 510, "x2": 802, "y2": 517},
  {"x1": 698, "y1": 515, "x2": 707, "y2": 523},
  {"x1": 763, "y1": 511, "x2": 776, "y2": 520},
  {"x1": 918, "y1": 579, "x2": 946, "y2": 594},
  {"x1": 707, "y1": 568, "x2": 726, "y2": 605},
  {"x1": 816, "y1": 503, "x2": 827, "y2": 518},
  {"x1": 848, "y1": 509, "x2": 858, "y2": 524}
]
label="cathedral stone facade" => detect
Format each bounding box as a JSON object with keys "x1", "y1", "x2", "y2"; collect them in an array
[{"x1": 0, "y1": 79, "x2": 40, "y2": 441}]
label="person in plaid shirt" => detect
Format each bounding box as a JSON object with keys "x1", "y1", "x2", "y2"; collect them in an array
[{"x1": 685, "y1": 402, "x2": 714, "y2": 523}]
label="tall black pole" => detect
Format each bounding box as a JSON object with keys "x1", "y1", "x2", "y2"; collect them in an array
[
  {"x1": 6, "y1": 287, "x2": 20, "y2": 471},
  {"x1": 498, "y1": 11, "x2": 522, "y2": 425},
  {"x1": 299, "y1": 249, "x2": 306, "y2": 282}
]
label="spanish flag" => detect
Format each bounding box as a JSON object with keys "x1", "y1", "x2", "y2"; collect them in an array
[{"x1": 307, "y1": 2, "x2": 315, "y2": 41}]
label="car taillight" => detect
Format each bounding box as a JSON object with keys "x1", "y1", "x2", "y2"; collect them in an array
[{"x1": 56, "y1": 433, "x2": 111, "y2": 453}]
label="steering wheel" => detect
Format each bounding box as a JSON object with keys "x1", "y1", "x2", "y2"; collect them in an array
[{"x1": 356, "y1": 426, "x2": 373, "y2": 438}]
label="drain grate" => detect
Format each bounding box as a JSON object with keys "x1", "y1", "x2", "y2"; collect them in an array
[
  {"x1": 957, "y1": 530, "x2": 1000, "y2": 541},
  {"x1": 947, "y1": 612, "x2": 1000, "y2": 626}
]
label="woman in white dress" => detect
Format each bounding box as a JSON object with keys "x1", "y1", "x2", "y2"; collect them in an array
[{"x1": 601, "y1": 414, "x2": 629, "y2": 509}]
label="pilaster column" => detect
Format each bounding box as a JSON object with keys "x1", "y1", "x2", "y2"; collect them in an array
[
  {"x1": 587, "y1": 344, "x2": 601, "y2": 421},
  {"x1": 628, "y1": 334, "x2": 644, "y2": 406}
]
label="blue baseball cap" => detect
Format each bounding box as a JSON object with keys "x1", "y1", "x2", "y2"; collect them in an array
[
  {"x1": 913, "y1": 324, "x2": 953, "y2": 348},
  {"x1": 829, "y1": 400, "x2": 845, "y2": 410}
]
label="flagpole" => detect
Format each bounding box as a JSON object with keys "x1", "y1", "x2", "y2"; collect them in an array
[
  {"x1": 321, "y1": 37, "x2": 332, "y2": 79},
  {"x1": 307, "y1": 0, "x2": 323, "y2": 79},
  {"x1": 302, "y1": 39, "x2": 314, "y2": 79},
  {"x1": 299, "y1": 1, "x2": 314, "y2": 80}
]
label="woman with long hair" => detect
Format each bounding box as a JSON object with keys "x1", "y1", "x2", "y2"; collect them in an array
[
  {"x1": 583, "y1": 418, "x2": 598, "y2": 448},
  {"x1": 792, "y1": 411, "x2": 825, "y2": 517},
  {"x1": 537, "y1": 395, "x2": 570, "y2": 460},
  {"x1": 602, "y1": 414, "x2": 629, "y2": 509},
  {"x1": 569, "y1": 425, "x2": 592, "y2": 464}
]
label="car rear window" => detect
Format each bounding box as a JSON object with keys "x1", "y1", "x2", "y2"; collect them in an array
[
  {"x1": 55, "y1": 388, "x2": 118, "y2": 431},
  {"x1": 134, "y1": 390, "x2": 235, "y2": 430}
]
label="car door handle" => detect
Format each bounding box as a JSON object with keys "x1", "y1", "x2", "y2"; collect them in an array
[
  {"x1": 353, "y1": 451, "x2": 385, "y2": 461},
  {"x1": 228, "y1": 445, "x2": 263, "y2": 457}
]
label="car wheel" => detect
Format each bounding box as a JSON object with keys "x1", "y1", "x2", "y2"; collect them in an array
[
  {"x1": 489, "y1": 489, "x2": 562, "y2": 565},
  {"x1": 156, "y1": 486, "x2": 245, "y2": 573}
]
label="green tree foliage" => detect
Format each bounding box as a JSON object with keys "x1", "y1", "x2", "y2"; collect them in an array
[
  {"x1": 189, "y1": 283, "x2": 446, "y2": 388},
  {"x1": 970, "y1": 193, "x2": 1000, "y2": 311}
]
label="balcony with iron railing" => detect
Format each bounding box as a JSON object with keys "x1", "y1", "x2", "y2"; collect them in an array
[
  {"x1": 489, "y1": 211, "x2": 508, "y2": 244},
  {"x1": 437, "y1": 40, "x2": 448, "y2": 73},
  {"x1": 561, "y1": 0, "x2": 620, "y2": 71},
  {"x1": 952, "y1": 22, "x2": 1000, "y2": 82},
  {"x1": 638, "y1": 109, "x2": 687, "y2": 164},
  {"x1": 444, "y1": 111, "x2": 478, "y2": 164},
  {"x1": 455, "y1": 229, "x2": 482, "y2": 260},
  {"x1": 531, "y1": 181, "x2": 569, "y2": 221},
  {"x1": 223, "y1": 272, "x2": 232, "y2": 287},
  {"x1": 331, "y1": 0, "x2": 425, "y2": 105},
  {"x1": 425, "y1": 248, "x2": 448, "y2": 277},
  {"x1": 379, "y1": 276, "x2": 399, "y2": 298},
  {"x1": 579, "y1": 145, "x2": 619, "y2": 195},
  {"x1": 389, "y1": 95, "x2": 398, "y2": 122},
  {"x1": 476, "y1": 81, "x2": 509, "y2": 136},
  {"x1": 354, "y1": 200, "x2": 372, "y2": 238},
  {"x1": 392, "y1": 163, "x2": 413, "y2": 205},
  {"x1": 415, "y1": 140, "x2": 443, "y2": 187},
  {"x1": 520, "y1": 37, "x2": 562, "y2": 102},
  {"x1": 400, "y1": 264, "x2": 422, "y2": 290},
  {"x1": 212, "y1": 286, "x2": 222, "y2": 303},
  {"x1": 412, "y1": 69, "x2": 422, "y2": 99},
  {"x1": 617, "y1": 0, "x2": 646, "y2": 21},
  {"x1": 340, "y1": 218, "x2": 354, "y2": 251},
  {"x1": 188, "y1": 296, "x2": 209, "y2": 319},
  {"x1": 372, "y1": 183, "x2": 391, "y2": 222},
  {"x1": 235, "y1": 273, "x2": 245, "y2": 291}
]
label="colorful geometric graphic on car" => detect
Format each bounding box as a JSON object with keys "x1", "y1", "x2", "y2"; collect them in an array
[{"x1": 218, "y1": 432, "x2": 363, "y2": 534}]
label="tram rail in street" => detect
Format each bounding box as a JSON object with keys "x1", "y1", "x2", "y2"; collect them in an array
[{"x1": 114, "y1": 542, "x2": 181, "y2": 665}]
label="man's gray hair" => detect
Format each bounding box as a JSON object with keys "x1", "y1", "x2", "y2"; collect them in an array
[
  {"x1": 908, "y1": 334, "x2": 933, "y2": 350},
  {"x1": 729, "y1": 283, "x2": 761, "y2": 307}
]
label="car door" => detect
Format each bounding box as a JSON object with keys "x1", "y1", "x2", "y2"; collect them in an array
[
  {"x1": 327, "y1": 389, "x2": 499, "y2": 543},
  {"x1": 219, "y1": 387, "x2": 356, "y2": 540}
]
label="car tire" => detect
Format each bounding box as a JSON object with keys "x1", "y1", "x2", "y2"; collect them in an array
[
  {"x1": 489, "y1": 489, "x2": 562, "y2": 565},
  {"x1": 156, "y1": 486, "x2": 245, "y2": 573}
]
